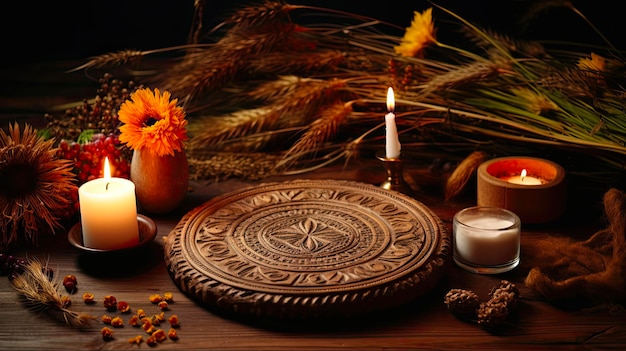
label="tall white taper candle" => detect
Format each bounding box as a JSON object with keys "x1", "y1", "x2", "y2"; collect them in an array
[{"x1": 385, "y1": 87, "x2": 401, "y2": 158}]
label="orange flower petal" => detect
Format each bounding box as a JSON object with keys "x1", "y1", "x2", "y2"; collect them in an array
[{"x1": 118, "y1": 88, "x2": 188, "y2": 156}]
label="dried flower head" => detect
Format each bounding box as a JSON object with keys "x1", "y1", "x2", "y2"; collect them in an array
[
  {"x1": 118, "y1": 88, "x2": 188, "y2": 157},
  {"x1": 0, "y1": 122, "x2": 77, "y2": 251},
  {"x1": 578, "y1": 52, "x2": 606, "y2": 72},
  {"x1": 394, "y1": 7, "x2": 436, "y2": 57}
]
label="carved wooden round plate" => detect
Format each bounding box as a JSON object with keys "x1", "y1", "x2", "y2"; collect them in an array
[{"x1": 164, "y1": 179, "x2": 450, "y2": 319}]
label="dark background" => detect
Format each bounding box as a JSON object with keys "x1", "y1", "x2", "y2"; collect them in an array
[{"x1": 2, "y1": 0, "x2": 623, "y2": 65}]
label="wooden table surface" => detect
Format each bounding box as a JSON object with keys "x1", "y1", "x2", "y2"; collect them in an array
[{"x1": 1, "y1": 61, "x2": 625, "y2": 350}]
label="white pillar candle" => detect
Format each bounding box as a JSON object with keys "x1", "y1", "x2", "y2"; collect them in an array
[
  {"x1": 385, "y1": 87, "x2": 401, "y2": 158},
  {"x1": 453, "y1": 206, "x2": 520, "y2": 274},
  {"x1": 78, "y1": 158, "x2": 139, "y2": 250}
]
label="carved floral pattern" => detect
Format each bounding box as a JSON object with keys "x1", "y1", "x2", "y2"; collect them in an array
[{"x1": 165, "y1": 179, "x2": 450, "y2": 318}]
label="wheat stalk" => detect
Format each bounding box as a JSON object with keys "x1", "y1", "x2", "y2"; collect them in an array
[
  {"x1": 416, "y1": 60, "x2": 505, "y2": 96},
  {"x1": 188, "y1": 76, "x2": 350, "y2": 152},
  {"x1": 158, "y1": 25, "x2": 307, "y2": 103},
  {"x1": 64, "y1": 1, "x2": 626, "y2": 188},
  {"x1": 10, "y1": 259, "x2": 97, "y2": 328},
  {"x1": 188, "y1": 152, "x2": 281, "y2": 181},
  {"x1": 249, "y1": 50, "x2": 346, "y2": 75},
  {"x1": 221, "y1": 1, "x2": 296, "y2": 32},
  {"x1": 277, "y1": 101, "x2": 353, "y2": 169}
]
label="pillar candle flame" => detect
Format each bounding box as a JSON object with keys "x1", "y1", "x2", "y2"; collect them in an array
[{"x1": 104, "y1": 156, "x2": 111, "y2": 179}]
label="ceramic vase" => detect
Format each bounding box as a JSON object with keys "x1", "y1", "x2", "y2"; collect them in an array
[{"x1": 130, "y1": 148, "x2": 188, "y2": 214}]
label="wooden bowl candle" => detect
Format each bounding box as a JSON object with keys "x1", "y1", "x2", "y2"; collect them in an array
[{"x1": 477, "y1": 156, "x2": 566, "y2": 224}]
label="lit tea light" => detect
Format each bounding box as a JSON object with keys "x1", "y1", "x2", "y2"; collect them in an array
[
  {"x1": 78, "y1": 157, "x2": 140, "y2": 250},
  {"x1": 477, "y1": 156, "x2": 566, "y2": 224},
  {"x1": 502, "y1": 169, "x2": 543, "y2": 185}
]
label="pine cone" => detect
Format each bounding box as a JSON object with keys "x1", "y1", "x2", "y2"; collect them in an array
[
  {"x1": 491, "y1": 280, "x2": 519, "y2": 297},
  {"x1": 477, "y1": 300, "x2": 509, "y2": 331},
  {"x1": 444, "y1": 288, "x2": 480, "y2": 320},
  {"x1": 490, "y1": 280, "x2": 520, "y2": 310}
]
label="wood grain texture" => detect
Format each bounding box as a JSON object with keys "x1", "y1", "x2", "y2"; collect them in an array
[{"x1": 1, "y1": 171, "x2": 624, "y2": 350}]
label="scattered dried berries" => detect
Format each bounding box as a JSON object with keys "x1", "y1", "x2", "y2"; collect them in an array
[
  {"x1": 146, "y1": 335, "x2": 158, "y2": 346},
  {"x1": 103, "y1": 295, "x2": 117, "y2": 311},
  {"x1": 149, "y1": 294, "x2": 163, "y2": 304},
  {"x1": 167, "y1": 328, "x2": 179, "y2": 340},
  {"x1": 101, "y1": 327, "x2": 114, "y2": 340},
  {"x1": 82, "y1": 292, "x2": 95, "y2": 304},
  {"x1": 7, "y1": 265, "x2": 182, "y2": 345},
  {"x1": 149, "y1": 315, "x2": 161, "y2": 326},
  {"x1": 142, "y1": 319, "x2": 156, "y2": 334},
  {"x1": 117, "y1": 301, "x2": 131, "y2": 313},
  {"x1": 128, "y1": 315, "x2": 140, "y2": 327},
  {"x1": 63, "y1": 274, "x2": 78, "y2": 293},
  {"x1": 111, "y1": 316, "x2": 124, "y2": 328},
  {"x1": 168, "y1": 314, "x2": 180, "y2": 328},
  {"x1": 128, "y1": 335, "x2": 143, "y2": 345},
  {"x1": 91, "y1": 291, "x2": 181, "y2": 344},
  {"x1": 151, "y1": 312, "x2": 165, "y2": 325},
  {"x1": 152, "y1": 329, "x2": 167, "y2": 342}
]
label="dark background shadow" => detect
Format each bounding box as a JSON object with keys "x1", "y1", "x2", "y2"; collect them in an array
[{"x1": 2, "y1": 0, "x2": 623, "y2": 65}]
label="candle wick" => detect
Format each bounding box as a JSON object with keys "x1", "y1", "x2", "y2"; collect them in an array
[
  {"x1": 106, "y1": 182, "x2": 110, "y2": 191},
  {"x1": 521, "y1": 175, "x2": 525, "y2": 182}
]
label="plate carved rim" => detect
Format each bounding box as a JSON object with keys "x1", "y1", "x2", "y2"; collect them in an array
[{"x1": 164, "y1": 179, "x2": 451, "y2": 318}]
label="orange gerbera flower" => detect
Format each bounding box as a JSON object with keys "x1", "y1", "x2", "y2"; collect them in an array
[
  {"x1": 394, "y1": 8, "x2": 436, "y2": 57},
  {"x1": 118, "y1": 88, "x2": 188, "y2": 157}
]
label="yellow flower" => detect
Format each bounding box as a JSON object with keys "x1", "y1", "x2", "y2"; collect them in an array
[
  {"x1": 118, "y1": 88, "x2": 188, "y2": 157},
  {"x1": 394, "y1": 8, "x2": 436, "y2": 57},
  {"x1": 578, "y1": 52, "x2": 605, "y2": 72}
]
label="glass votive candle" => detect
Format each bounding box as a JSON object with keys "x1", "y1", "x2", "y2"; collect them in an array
[{"x1": 453, "y1": 206, "x2": 521, "y2": 274}]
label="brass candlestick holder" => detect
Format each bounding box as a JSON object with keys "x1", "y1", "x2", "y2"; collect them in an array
[{"x1": 376, "y1": 152, "x2": 415, "y2": 196}]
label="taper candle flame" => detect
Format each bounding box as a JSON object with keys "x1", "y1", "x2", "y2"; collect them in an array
[
  {"x1": 385, "y1": 87, "x2": 401, "y2": 158},
  {"x1": 387, "y1": 87, "x2": 395, "y2": 112}
]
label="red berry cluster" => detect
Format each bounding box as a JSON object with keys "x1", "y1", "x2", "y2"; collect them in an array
[
  {"x1": 56, "y1": 184, "x2": 80, "y2": 222},
  {"x1": 57, "y1": 133, "x2": 131, "y2": 185}
]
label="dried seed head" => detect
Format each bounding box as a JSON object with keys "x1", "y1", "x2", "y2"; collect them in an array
[{"x1": 444, "y1": 288, "x2": 480, "y2": 320}]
